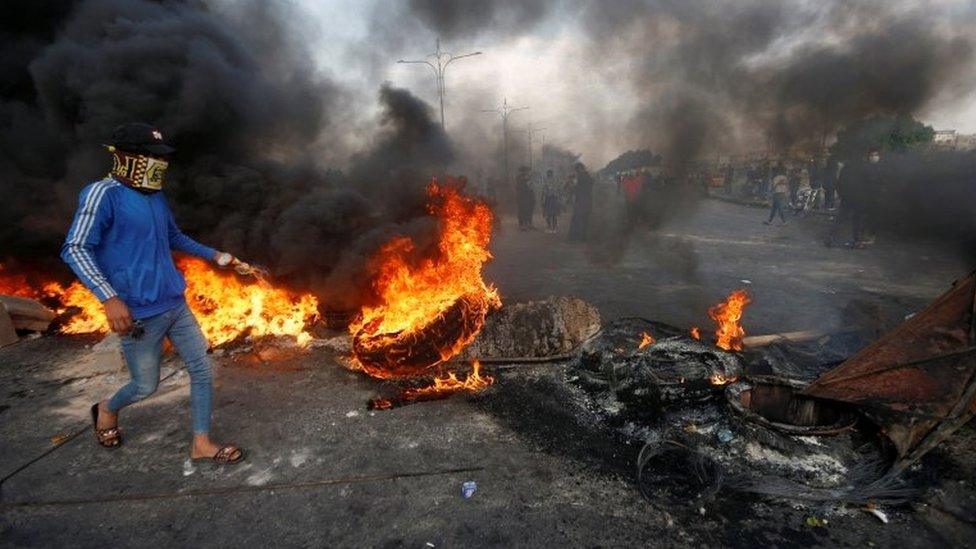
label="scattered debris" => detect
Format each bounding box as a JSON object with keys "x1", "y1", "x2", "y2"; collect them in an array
[
  {"x1": 716, "y1": 428, "x2": 734, "y2": 444},
  {"x1": 49, "y1": 433, "x2": 71, "y2": 445},
  {"x1": 461, "y1": 480, "x2": 477, "y2": 499},
  {"x1": 864, "y1": 504, "x2": 889, "y2": 524},
  {"x1": 804, "y1": 270, "x2": 976, "y2": 476},
  {"x1": 0, "y1": 294, "x2": 56, "y2": 332},
  {"x1": 805, "y1": 516, "x2": 828, "y2": 528},
  {"x1": 0, "y1": 302, "x2": 17, "y2": 347}
]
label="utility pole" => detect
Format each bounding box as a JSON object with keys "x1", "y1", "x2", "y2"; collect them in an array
[
  {"x1": 521, "y1": 121, "x2": 546, "y2": 170},
  {"x1": 540, "y1": 130, "x2": 548, "y2": 169},
  {"x1": 398, "y1": 38, "x2": 482, "y2": 131},
  {"x1": 482, "y1": 98, "x2": 528, "y2": 185}
]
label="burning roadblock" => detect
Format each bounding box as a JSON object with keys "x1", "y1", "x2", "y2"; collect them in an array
[{"x1": 1, "y1": 176, "x2": 972, "y2": 526}]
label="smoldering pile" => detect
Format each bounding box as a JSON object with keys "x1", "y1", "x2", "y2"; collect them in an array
[{"x1": 476, "y1": 315, "x2": 912, "y2": 509}]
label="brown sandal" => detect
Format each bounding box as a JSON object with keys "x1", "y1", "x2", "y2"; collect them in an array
[
  {"x1": 193, "y1": 445, "x2": 245, "y2": 464},
  {"x1": 90, "y1": 403, "x2": 122, "y2": 448}
]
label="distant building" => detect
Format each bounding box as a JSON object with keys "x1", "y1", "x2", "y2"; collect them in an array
[
  {"x1": 934, "y1": 130, "x2": 956, "y2": 146},
  {"x1": 932, "y1": 129, "x2": 976, "y2": 150}
]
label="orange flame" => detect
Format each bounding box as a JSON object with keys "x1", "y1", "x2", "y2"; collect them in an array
[
  {"x1": 179, "y1": 258, "x2": 319, "y2": 346},
  {"x1": 707, "y1": 289, "x2": 752, "y2": 351},
  {"x1": 0, "y1": 260, "x2": 318, "y2": 346},
  {"x1": 351, "y1": 179, "x2": 501, "y2": 379},
  {"x1": 709, "y1": 372, "x2": 738, "y2": 386},
  {"x1": 369, "y1": 360, "x2": 494, "y2": 409},
  {"x1": 0, "y1": 264, "x2": 109, "y2": 334},
  {"x1": 59, "y1": 281, "x2": 110, "y2": 334},
  {"x1": 690, "y1": 326, "x2": 701, "y2": 340},
  {"x1": 638, "y1": 331, "x2": 655, "y2": 350}
]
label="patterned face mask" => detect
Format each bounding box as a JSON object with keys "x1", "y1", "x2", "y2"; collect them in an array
[{"x1": 107, "y1": 146, "x2": 168, "y2": 192}]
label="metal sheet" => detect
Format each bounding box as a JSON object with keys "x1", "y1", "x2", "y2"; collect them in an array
[{"x1": 803, "y1": 271, "x2": 976, "y2": 465}]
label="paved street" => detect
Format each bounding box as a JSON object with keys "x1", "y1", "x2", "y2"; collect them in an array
[{"x1": 1, "y1": 198, "x2": 972, "y2": 547}]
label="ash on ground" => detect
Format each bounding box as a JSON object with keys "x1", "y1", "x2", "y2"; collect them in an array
[{"x1": 478, "y1": 317, "x2": 891, "y2": 512}]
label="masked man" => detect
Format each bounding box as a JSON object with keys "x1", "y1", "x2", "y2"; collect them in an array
[{"x1": 61, "y1": 123, "x2": 244, "y2": 464}]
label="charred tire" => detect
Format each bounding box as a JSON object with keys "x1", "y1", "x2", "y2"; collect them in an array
[{"x1": 353, "y1": 293, "x2": 490, "y2": 378}]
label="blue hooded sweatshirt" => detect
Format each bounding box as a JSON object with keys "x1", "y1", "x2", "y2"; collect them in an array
[{"x1": 60, "y1": 177, "x2": 217, "y2": 319}]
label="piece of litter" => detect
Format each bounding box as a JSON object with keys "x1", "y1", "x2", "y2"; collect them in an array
[
  {"x1": 740, "y1": 279, "x2": 752, "y2": 284},
  {"x1": 461, "y1": 480, "x2": 477, "y2": 499},
  {"x1": 805, "y1": 516, "x2": 828, "y2": 528},
  {"x1": 182, "y1": 459, "x2": 196, "y2": 477},
  {"x1": 864, "y1": 506, "x2": 888, "y2": 524},
  {"x1": 716, "y1": 428, "x2": 734, "y2": 444},
  {"x1": 50, "y1": 433, "x2": 71, "y2": 445},
  {"x1": 425, "y1": 543, "x2": 435, "y2": 548},
  {"x1": 698, "y1": 506, "x2": 706, "y2": 516},
  {"x1": 345, "y1": 410, "x2": 360, "y2": 418}
]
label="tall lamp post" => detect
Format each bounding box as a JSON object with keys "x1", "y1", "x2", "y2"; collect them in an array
[
  {"x1": 398, "y1": 38, "x2": 482, "y2": 130},
  {"x1": 482, "y1": 98, "x2": 529, "y2": 185},
  {"x1": 521, "y1": 121, "x2": 546, "y2": 170}
]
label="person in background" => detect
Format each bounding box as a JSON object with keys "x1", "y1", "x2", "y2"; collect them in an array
[
  {"x1": 61, "y1": 123, "x2": 245, "y2": 464},
  {"x1": 515, "y1": 166, "x2": 535, "y2": 230},
  {"x1": 787, "y1": 164, "x2": 802, "y2": 209},
  {"x1": 763, "y1": 164, "x2": 789, "y2": 226},
  {"x1": 541, "y1": 169, "x2": 562, "y2": 233},
  {"x1": 723, "y1": 163, "x2": 734, "y2": 194},
  {"x1": 568, "y1": 162, "x2": 593, "y2": 241},
  {"x1": 621, "y1": 169, "x2": 644, "y2": 225},
  {"x1": 829, "y1": 147, "x2": 879, "y2": 248},
  {"x1": 823, "y1": 157, "x2": 839, "y2": 210}
]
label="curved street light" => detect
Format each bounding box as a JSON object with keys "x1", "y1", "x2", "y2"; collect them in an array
[{"x1": 398, "y1": 38, "x2": 482, "y2": 131}]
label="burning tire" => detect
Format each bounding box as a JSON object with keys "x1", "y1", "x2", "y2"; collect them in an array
[{"x1": 352, "y1": 293, "x2": 491, "y2": 378}]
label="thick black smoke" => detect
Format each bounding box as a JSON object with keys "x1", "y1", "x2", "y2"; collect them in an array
[
  {"x1": 847, "y1": 149, "x2": 976, "y2": 255},
  {"x1": 2, "y1": 0, "x2": 334, "y2": 268},
  {"x1": 0, "y1": 0, "x2": 456, "y2": 310},
  {"x1": 573, "y1": 1, "x2": 976, "y2": 258}
]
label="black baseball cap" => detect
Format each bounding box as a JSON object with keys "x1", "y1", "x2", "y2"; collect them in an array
[{"x1": 108, "y1": 122, "x2": 175, "y2": 155}]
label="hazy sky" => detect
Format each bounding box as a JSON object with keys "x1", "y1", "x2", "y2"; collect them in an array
[{"x1": 289, "y1": 0, "x2": 976, "y2": 167}]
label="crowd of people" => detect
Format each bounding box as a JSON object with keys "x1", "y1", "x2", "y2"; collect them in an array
[
  {"x1": 478, "y1": 143, "x2": 887, "y2": 251},
  {"x1": 511, "y1": 163, "x2": 595, "y2": 240},
  {"x1": 711, "y1": 147, "x2": 885, "y2": 249}
]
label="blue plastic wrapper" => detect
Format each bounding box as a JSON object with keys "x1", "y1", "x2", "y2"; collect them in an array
[{"x1": 461, "y1": 480, "x2": 477, "y2": 499}]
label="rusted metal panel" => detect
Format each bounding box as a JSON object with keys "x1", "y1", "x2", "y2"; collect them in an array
[{"x1": 803, "y1": 271, "x2": 976, "y2": 469}]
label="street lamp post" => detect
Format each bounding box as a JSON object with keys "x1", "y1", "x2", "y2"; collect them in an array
[
  {"x1": 398, "y1": 38, "x2": 482, "y2": 130},
  {"x1": 482, "y1": 98, "x2": 528, "y2": 185},
  {"x1": 521, "y1": 121, "x2": 546, "y2": 170}
]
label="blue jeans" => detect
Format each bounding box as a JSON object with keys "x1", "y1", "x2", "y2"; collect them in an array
[
  {"x1": 107, "y1": 301, "x2": 213, "y2": 435},
  {"x1": 767, "y1": 193, "x2": 787, "y2": 223}
]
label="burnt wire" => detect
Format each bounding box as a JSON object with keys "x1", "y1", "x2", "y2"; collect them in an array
[{"x1": 636, "y1": 440, "x2": 726, "y2": 504}]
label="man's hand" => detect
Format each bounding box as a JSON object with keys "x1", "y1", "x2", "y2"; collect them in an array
[
  {"x1": 103, "y1": 297, "x2": 133, "y2": 334},
  {"x1": 213, "y1": 251, "x2": 268, "y2": 280},
  {"x1": 214, "y1": 251, "x2": 235, "y2": 267}
]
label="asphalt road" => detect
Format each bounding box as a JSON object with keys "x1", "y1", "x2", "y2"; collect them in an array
[{"x1": 1, "y1": 198, "x2": 972, "y2": 547}]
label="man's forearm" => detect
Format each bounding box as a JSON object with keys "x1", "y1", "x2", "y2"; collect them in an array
[
  {"x1": 61, "y1": 243, "x2": 118, "y2": 302},
  {"x1": 170, "y1": 231, "x2": 218, "y2": 261}
]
